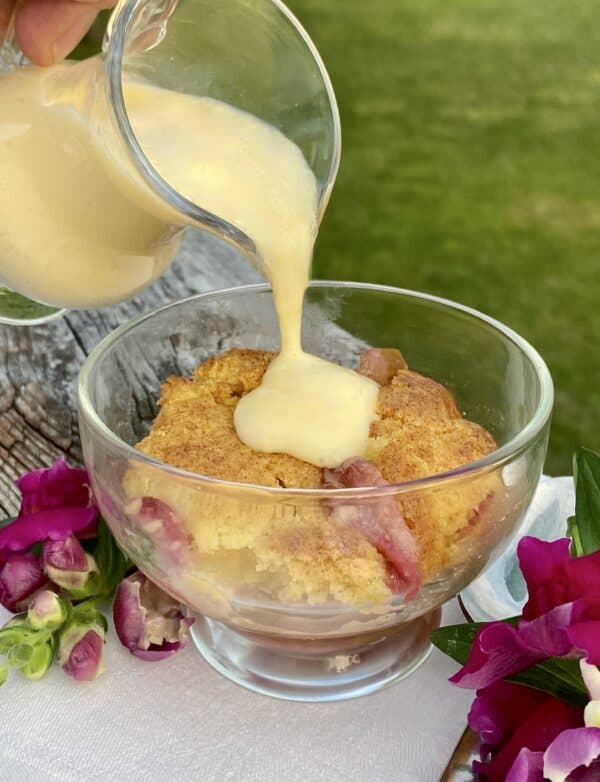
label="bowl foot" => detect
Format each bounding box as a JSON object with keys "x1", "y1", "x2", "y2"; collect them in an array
[{"x1": 189, "y1": 607, "x2": 441, "y2": 702}]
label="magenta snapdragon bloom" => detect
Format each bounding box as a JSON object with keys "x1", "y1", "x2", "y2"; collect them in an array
[
  {"x1": 0, "y1": 553, "x2": 47, "y2": 612},
  {"x1": 124, "y1": 497, "x2": 190, "y2": 568},
  {"x1": 42, "y1": 536, "x2": 101, "y2": 599},
  {"x1": 62, "y1": 630, "x2": 105, "y2": 681},
  {"x1": 519, "y1": 538, "x2": 600, "y2": 620},
  {"x1": 17, "y1": 458, "x2": 91, "y2": 517},
  {"x1": 59, "y1": 610, "x2": 106, "y2": 682},
  {"x1": 505, "y1": 749, "x2": 544, "y2": 782},
  {"x1": 468, "y1": 681, "x2": 583, "y2": 782},
  {"x1": 113, "y1": 571, "x2": 192, "y2": 661},
  {"x1": 451, "y1": 534, "x2": 600, "y2": 782},
  {"x1": 0, "y1": 459, "x2": 98, "y2": 562},
  {"x1": 504, "y1": 728, "x2": 600, "y2": 782},
  {"x1": 451, "y1": 537, "x2": 600, "y2": 689},
  {"x1": 469, "y1": 679, "x2": 600, "y2": 782}
]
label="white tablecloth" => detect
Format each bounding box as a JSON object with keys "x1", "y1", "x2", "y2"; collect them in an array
[
  {"x1": 0, "y1": 601, "x2": 470, "y2": 782},
  {"x1": 4, "y1": 474, "x2": 572, "y2": 781}
]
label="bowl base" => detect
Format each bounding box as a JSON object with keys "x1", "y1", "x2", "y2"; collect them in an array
[{"x1": 190, "y1": 608, "x2": 441, "y2": 702}]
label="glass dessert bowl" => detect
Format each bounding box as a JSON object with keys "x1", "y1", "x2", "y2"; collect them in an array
[{"x1": 78, "y1": 282, "x2": 553, "y2": 701}]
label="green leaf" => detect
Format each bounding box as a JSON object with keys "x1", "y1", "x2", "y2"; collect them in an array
[
  {"x1": 431, "y1": 621, "x2": 481, "y2": 663},
  {"x1": 517, "y1": 657, "x2": 588, "y2": 707},
  {"x1": 573, "y1": 447, "x2": 600, "y2": 555},
  {"x1": 0, "y1": 662, "x2": 8, "y2": 686},
  {"x1": 431, "y1": 621, "x2": 589, "y2": 707},
  {"x1": 0, "y1": 517, "x2": 15, "y2": 529},
  {"x1": 95, "y1": 518, "x2": 128, "y2": 597}
]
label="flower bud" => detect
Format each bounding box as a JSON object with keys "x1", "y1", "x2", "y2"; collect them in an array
[
  {"x1": 42, "y1": 536, "x2": 101, "y2": 599},
  {"x1": 27, "y1": 589, "x2": 69, "y2": 631},
  {"x1": 113, "y1": 571, "x2": 192, "y2": 661},
  {"x1": 0, "y1": 614, "x2": 54, "y2": 682},
  {"x1": 8, "y1": 642, "x2": 34, "y2": 668},
  {"x1": 0, "y1": 553, "x2": 47, "y2": 612},
  {"x1": 125, "y1": 497, "x2": 190, "y2": 568},
  {"x1": 58, "y1": 610, "x2": 106, "y2": 681},
  {"x1": 21, "y1": 640, "x2": 54, "y2": 681},
  {"x1": 0, "y1": 616, "x2": 39, "y2": 654}
]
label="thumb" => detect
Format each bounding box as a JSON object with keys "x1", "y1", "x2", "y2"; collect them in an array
[
  {"x1": 15, "y1": 0, "x2": 115, "y2": 66},
  {"x1": 0, "y1": 1, "x2": 17, "y2": 40}
]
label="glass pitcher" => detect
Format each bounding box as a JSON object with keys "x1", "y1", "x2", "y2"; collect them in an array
[{"x1": 0, "y1": 0, "x2": 341, "y2": 325}]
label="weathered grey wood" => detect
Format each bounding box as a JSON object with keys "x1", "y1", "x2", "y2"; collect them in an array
[{"x1": 0, "y1": 231, "x2": 261, "y2": 516}]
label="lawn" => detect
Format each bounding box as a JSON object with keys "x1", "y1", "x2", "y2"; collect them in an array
[
  {"x1": 286, "y1": 0, "x2": 600, "y2": 474},
  {"x1": 77, "y1": 1, "x2": 599, "y2": 474}
]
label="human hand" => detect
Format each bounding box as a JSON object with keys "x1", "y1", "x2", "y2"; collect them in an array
[{"x1": 1, "y1": 0, "x2": 116, "y2": 66}]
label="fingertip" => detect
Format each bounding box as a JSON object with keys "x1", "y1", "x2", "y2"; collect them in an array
[
  {"x1": 15, "y1": 1, "x2": 54, "y2": 64},
  {"x1": 0, "y1": 0, "x2": 17, "y2": 31},
  {"x1": 15, "y1": 0, "x2": 98, "y2": 66}
]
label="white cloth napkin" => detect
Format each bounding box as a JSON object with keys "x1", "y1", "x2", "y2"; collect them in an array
[
  {"x1": 461, "y1": 475, "x2": 573, "y2": 622},
  {"x1": 0, "y1": 600, "x2": 470, "y2": 782}
]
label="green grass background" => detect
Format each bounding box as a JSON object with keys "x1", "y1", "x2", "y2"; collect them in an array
[
  {"x1": 284, "y1": 0, "x2": 600, "y2": 475},
  {"x1": 80, "y1": 1, "x2": 600, "y2": 474}
]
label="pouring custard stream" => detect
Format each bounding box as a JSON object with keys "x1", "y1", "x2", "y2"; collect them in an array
[{"x1": 0, "y1": 58, "x2": 378, "y2": 466}]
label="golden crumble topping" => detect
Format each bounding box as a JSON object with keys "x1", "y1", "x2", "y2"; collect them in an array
[{"x1": 125, "y1": 347, "x2": 500, "y2": 606}]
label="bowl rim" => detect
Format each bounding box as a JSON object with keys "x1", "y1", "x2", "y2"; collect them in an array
[{"x1": 77, "y1": 280, "x2": 554, "y2": 498}]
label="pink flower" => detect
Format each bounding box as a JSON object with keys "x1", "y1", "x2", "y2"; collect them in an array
[
  {"x1": 62, "y1": 629, "x2": 104, "y2": 681},
  {"x1": 519, "y1": 538, "x2": 600, "y2": 621},
  {"x1": 468, "y1": 681, "x2": 582, "y2": 782},
  {"x1": 0, "y1": 553, "x2": 47, "y2": 612},
  {"x1": 505, "y1": 749, "x2": 543, "y2": 782},
  {"x1": 468, "y1": 681, "x2": 547, "y2": 756},
  {"x1": 113, "y1": 572, "x2": 192, "y2": 661},
  {"x1": 519, "y1": 538, "x2": 600, "y2": 665},
  {"x1": 464, "y1": 652, "x2": 600, "y2": 782},
  {"x1": 124, "y1": 497, "x2": 190, "y2": 568},
  {"x1": 42, "y1": 535, "x2": 88, "y2": 573},
  {"x1": 17, "y1": 458, "x2": 91, "y2": 516},
  {"x1": 58, "y1": 610, "x2": 106, "y2": 682},
  {"x1": 27, "y1": 589, "x2": 69, "y2": 631},
  {"x1": 451, "y1": 604, "x2": 581, "y2": 689},
  {"x1": 450, "y1": 533, "x2": 600, "y2": 780},
  {"x1": 0, "y1": 459, "x2": 98, "y2": 561},
  {"x1": 544, "y1": 728, "x2": 600, "y2": 782},
  {"x1": 504, "y1": 729, "x2": 600, "y2": 782},
  {"x1": 42, "y1": 537, "x2": 101, "y2": 599},
  {"x1": 451, "y1": 538, "x2": 600, "y2": 689}
]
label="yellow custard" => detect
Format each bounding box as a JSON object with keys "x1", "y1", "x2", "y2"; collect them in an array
[{"x1": 0, "y1": 57, "x2": 378, "y2": 465}]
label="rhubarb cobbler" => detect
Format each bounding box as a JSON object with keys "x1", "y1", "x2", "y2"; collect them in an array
[{"x1": 122, "y1": 348, "x2": 500, "y2": 607}]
